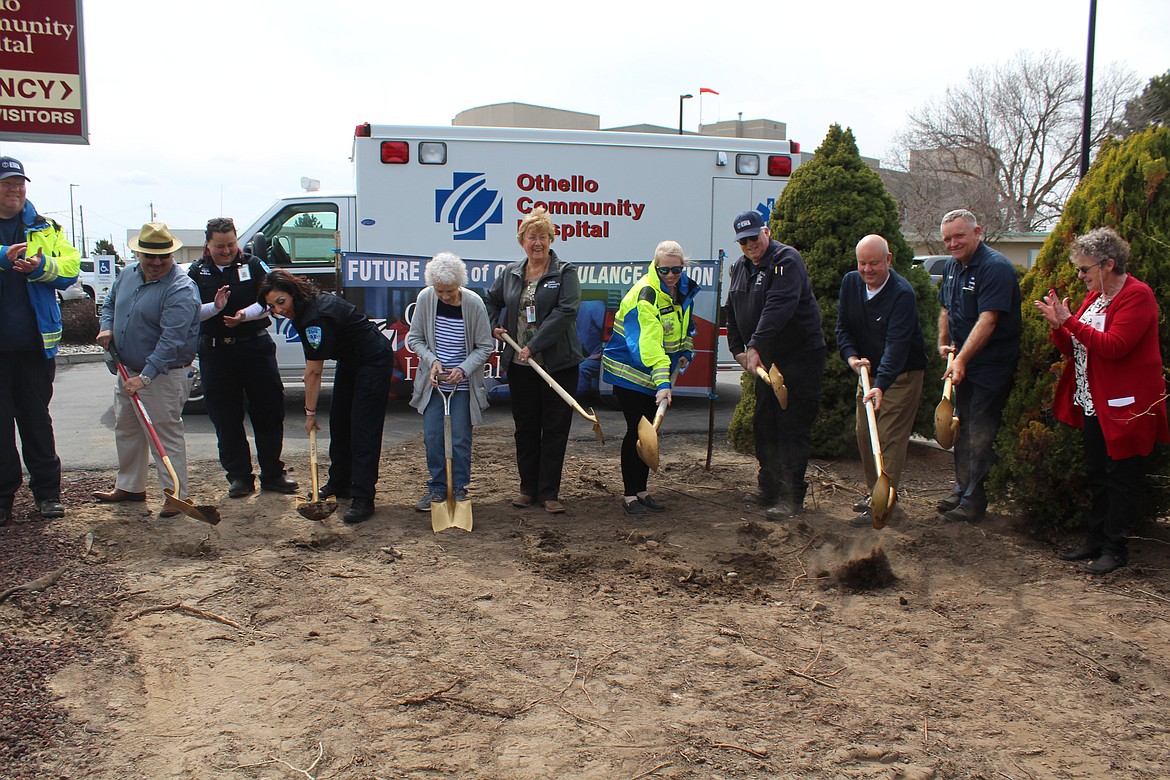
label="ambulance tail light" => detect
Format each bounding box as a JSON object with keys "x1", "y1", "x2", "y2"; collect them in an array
[
  {"x1": 790, "y1": 140, "x2": 800, "y2": 153},
  {"x1": 380, "y1": 141, "x2": 410, "y2": 164},
  {"x1": 768, "y1": 155, "x2": 793, "y2": 177},
  {"x1": 355, "y1": 123, "x2": 371, "y2": 137}
]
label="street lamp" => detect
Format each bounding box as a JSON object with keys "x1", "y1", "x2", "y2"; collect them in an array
[
  {"x1": 678, "y1": 94, "x2": 693, "y2": 135},
  {"x1": 69, "y1": 184, "x2": 79, "y2": 247}
]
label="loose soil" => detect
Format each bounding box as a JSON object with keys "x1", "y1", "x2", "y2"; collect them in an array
[{"x1": 2, "y1": 428, "x2": 1169, "y2": 779}]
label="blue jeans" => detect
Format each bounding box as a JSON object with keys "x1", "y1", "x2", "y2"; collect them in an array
[{"x1": 423, "y1": 389, "x2": 472, "y2": 493}]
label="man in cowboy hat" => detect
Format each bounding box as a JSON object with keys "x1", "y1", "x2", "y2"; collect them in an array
[
  {"x1": 94, "y1": 222, "x2": 201, "y2": 517},
  {"x1": 0, "y1": 156, "x2": 80, "y2": 527}
]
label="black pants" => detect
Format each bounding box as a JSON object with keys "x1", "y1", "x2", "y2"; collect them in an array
[
  {"x1": 754, "y1": 347, "x2": 826, "y2": 504},
  {"x1": 950, "y1": 372, "x2": 1013, "y2": 512},
  {"x1": 330, "y1": 350, "x2": 393, "y2": 500},
  {"x1": 199, "y1": 335, "x2": 286, "y2": 485},
  {"x1": 1082, "y1": 414, "x2": 1145, "y2": 560},
  {"x1": 615, "y1": 385, "x2": 657, "y2": 497},
  {"x1": 0, "y1": 350, "x2": 60, "y2": 507},
  {"x1": 508, "y1": 363, "x2": 578, "y2": 502}
]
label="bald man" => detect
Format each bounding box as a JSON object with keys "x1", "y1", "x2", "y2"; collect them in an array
[{"x1": 836, "y1": 235, "x2": 928, "y2": 526}]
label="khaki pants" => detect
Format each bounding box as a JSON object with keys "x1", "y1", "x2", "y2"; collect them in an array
[
  {"x1": 113, "y1": 368, "x2": 193, "y2": 499},
  {"x1": 856, "y1": 369, "x2": 924, "y2": 493}
]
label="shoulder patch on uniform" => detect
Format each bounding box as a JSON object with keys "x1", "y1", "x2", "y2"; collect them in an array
[
  {"x1": 637, "y1": 286, "x2": 658, "y2": 305},
  {"x1": 306, "y1": 326, "x2": 323, "y2": 349}
]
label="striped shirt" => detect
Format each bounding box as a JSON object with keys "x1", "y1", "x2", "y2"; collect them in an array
[{"x1": 435, "y1": 299, "x2": 469, "y2": 392}]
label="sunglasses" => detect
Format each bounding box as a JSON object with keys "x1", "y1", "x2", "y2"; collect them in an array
[
  {"x1": 737, "y1": 235, "x2": 760, "y2": 246},
  {"x1": 656, "y1": 265, "x2": 684, "y2": 276},
  {"x1": 1075, "y1": 260, "x2": 1105, "y2": 275}
]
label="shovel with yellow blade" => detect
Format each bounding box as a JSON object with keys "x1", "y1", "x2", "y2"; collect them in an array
[
  {"x1": 754, "y1": 363, "x2": 788, "y2": 409},
  {"x1": 430, "y1": 385, "x2": 473, "y2": 533},
  {"x1": 860, "y1": 364, "x2": 895, "y2": 529},
  {"x1": 636, "y1": 365, "x2": 681, "y2": 471},
  {"x1": 934, "y1": 353, "x2": 959, "y2": 450}
]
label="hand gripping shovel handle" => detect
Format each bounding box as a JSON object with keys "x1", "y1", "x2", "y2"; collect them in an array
[
  {"x1": 115, "y1": 362, "x2": 180, "y2": 488},
  {"x1": 499, "y1": 331, "x2": 604, "y2": 443}
]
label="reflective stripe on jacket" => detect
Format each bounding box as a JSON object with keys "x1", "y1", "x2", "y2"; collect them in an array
[
  {"x1": 0, "y1": 200, "x2": 80, "y2": 357},
  {"x1": 601, "y1": 263, "x2": 698, "y2": 393}
]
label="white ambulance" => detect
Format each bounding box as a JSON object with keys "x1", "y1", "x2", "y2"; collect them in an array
[{"x1": 188, "y1": 123, "x2": 800, "y2": 409}]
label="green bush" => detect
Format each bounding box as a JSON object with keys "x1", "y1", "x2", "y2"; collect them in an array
[
  {"x1": 727, "y1": 124, "x2": 944, "y2": 458},
  {"x1": 990, "y1": 126, "x2": 1170, "y2": 528},
  {"x1": 728, "y1": 369, "x2": 756, "y2": 454}
]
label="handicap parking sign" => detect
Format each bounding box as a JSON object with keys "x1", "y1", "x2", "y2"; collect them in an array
[{"x1": 98, "y1": 258, "x2": 111, "y2": 274}]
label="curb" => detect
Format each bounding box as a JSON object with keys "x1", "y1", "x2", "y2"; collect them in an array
[{"x1": 57, "y1": 352, "x2": 107, "y2": 366}]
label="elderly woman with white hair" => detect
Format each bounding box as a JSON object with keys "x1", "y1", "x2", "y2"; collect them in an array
[{"x1": 406, "y1": 252, "x2": 494, "y2": 511}]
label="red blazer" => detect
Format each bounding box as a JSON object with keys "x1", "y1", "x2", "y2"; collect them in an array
[{"x1": 1051, "y1": 275, "x2": 1169, "y2": 460}]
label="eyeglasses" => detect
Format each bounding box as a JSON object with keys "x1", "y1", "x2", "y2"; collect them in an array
[
  {"x1": 1075, "y1": 260, "x2": 1105, "y2": 275},
  {"x1": 656, "y1": 265, "x2": 684, "y2": 276},
  {"x1": 737, "y1": 235, "x2": 759, "y2": 246},
  {"x1": 139, "y1": 252, "x2": 172, "y2": 259}
]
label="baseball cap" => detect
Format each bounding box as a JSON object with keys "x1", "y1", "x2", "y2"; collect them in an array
[
  {"x1": 733, "y1": 210, "x2": 765, "y2": 240},
  {"x1": 0, "y1": 157, "x2": 29, "y2": 182}
]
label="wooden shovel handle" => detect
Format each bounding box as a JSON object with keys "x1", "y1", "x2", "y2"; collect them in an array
[
  {"x1": 859, "y1": 365, "x2": 885, "y2": 473},
  {"x1": 499, "y1": 332, "x2": 597, "y2": 423},
  {"x1": 942, "y1": 352, "x2": 955, "y2": 401}
]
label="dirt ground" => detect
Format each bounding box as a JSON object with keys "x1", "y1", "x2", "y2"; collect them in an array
[{"x1": 2, "y1": 426, "x2": 1169, "y2": 780}]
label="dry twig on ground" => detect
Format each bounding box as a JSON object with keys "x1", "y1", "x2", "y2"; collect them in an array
[
  {"x1": 126, "y1": 602, "x2": 247, "y2": 631},
  {"x1": 0, "y1": 565, "x2": 66, "y2": 604}
]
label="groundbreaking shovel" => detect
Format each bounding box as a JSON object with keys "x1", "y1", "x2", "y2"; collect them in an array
[
  {"x1": 636, "y1": 365, "x2": 681, "y2": 471},
  {"x1": 297, "y1": 429, "x2": 337, "y2": 521},
  {"x1": 754, "y1": 363, "x2": 788, "y2": 409},
  {"x1": 859, "y1": 364, "x2": 895, "y2": 529},
  {"x1": 115, "y1": 362, "x2": 221, "y2": 525},
  {"x1": 934, "y1": 353, "x2": 959, "y2": 450},
  {"x1": 431, "y1": 385, "x2": 473, "y2": 533},
  {"x1": 500, "y1": 332, "x2": 604, "y2": 443}
]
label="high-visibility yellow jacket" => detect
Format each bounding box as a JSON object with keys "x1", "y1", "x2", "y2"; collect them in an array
[
  {"x1": 0, "y1": 200, "x2": 80, "y2": 357},
  {"x1": 601, "y1": 262, "x2": 698, "y2": 393}
]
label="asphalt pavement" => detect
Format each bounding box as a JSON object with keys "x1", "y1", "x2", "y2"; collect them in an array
[{"x1": 51, "y1": 359, "x2": 744, "y2": 472}]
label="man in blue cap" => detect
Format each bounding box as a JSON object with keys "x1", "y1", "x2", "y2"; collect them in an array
[
  {"x1": 725, "y1": 210, "x2": 825, "y2": 519},
  {"x1": 0, "y1": 156, "x2": 80, "y2": 526}
]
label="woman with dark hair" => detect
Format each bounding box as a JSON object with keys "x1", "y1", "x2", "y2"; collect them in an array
[
  {"x1": 1036, "y1": 227, "x2": 1170, "y2": 575},
  {"x1": 484, "y1": 207, "x2": 582, "y2": 514},
  {"x1": 259, "y1": 269, "x2": 393, "y2": 524}
]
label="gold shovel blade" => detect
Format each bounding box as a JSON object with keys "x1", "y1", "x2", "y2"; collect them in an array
[
  {"x1": 432, "y1": 496, "x2": 473, "y2": 532},
  {"x1": 164, "y1": 488, "x2": 221, "y2": 525},
  {"x1": 636, "y1": 415, "x2": 660, "y2": 471},
  {"x1": 934, "y1": 397, "x2": 956, "y2": 449}
]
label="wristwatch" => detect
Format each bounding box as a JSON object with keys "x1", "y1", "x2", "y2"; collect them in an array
[{"x1": 138, "y1": 374, "x2": 153, "y2": 387}]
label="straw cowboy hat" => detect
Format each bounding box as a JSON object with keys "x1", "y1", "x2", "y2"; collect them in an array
[{"x1": 129, "y1": 222, "x2": 184, "y2": 255}]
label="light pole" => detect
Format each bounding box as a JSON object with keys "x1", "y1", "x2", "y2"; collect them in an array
[
  {"x1": 678, "y1": 94, "x2": 692, "y2": 135},
  {"x1": 69, "y1": 184, "x2": 79, "y2": 247},
  {"x1": 1079, "y1": 0, "x2": 1097, "y2": 179}
]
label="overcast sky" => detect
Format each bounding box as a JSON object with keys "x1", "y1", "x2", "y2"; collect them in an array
[{"x1": 2, "y1": 0, "x2": 1167, "y2": 255}]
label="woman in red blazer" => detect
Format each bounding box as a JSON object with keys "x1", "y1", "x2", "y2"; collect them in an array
[{"x1": 1036, "y1": 227, "x2": 1169, "y2": 575}]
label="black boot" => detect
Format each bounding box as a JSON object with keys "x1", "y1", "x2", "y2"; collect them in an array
[{"x1": 343, "y1": 498, "x2": 375, "y2": 525}]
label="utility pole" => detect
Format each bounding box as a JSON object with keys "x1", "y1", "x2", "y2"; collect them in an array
[
  {"x1": 79, "y1": 205, "x2": 87, "y2": 258},
  {"x1": 1079, "y1": 0, "x2": 1097, "y2": 179},
  {"x1": 68, "y1": 184, "x2": 78, "y2": 246}
]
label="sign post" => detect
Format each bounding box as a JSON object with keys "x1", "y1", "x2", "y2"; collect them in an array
[{"x1": 0, "y1": 0, "x2": 88, "y2": 144}]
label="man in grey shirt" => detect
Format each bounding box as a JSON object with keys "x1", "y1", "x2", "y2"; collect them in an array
[{"x1": 94, "y1": 223, "x2": 200, "y2": 518}]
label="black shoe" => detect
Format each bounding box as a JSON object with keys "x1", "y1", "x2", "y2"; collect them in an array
[
  {"x1": 318, "y1": 482, "x2": 351, "y2": 500},
  {"x1": 343, "y1": 498, "x2": 375, "y2": 525},
  {"x1": 1084, "y1": 554, "x2": 1125, "y2": 575},
  {"x1": 937, "y1": 494, "x2": 962, "y2": 513},
  {"x1": 850, "y1": 509, "x2": 874, "y2": 528},
  {"x1": 415, "y1": 491, "x2": 445, "y2": 512},
  {"x1": 622, "y1": 498, "x2": 646, "y2": 517},
  {"x1": 744, "y1": 492, "x2": 778, "y2": 507},
  {"x1": 765, "y1": 498, "x2": 798, "y2": 520},
  {"x1": 227, "y1": 478, "x2": 255, "y2": 498},
  {"x1": 260, "y1": 475, "x2": 300, "y2": 494},
  {"x1": 852, "y1": 496, "x2": 871, "y2": 513},
  {"x1": 942, "y1": 504, "x2": 985, "y2": 523},
  {"x1": 637, "y1": 494, "x2": 666, "y2": 512},
  {"x1": 35, "y1": 499, "x2": 65, "y2": 519},
  {"x1": 1058, "y1": 544, "x2": 1101, "y2": 562}
]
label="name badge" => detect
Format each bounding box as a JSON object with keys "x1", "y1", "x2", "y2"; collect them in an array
[
  {"x1": 525, "y1": 305, "x2": 537, "y2": 323},
  {"x1": 237, "y1": 265, "x2": 252, "y2": 282},
  {"x1": 1089, "y1": 313, "x2": 1105, "y2": 332}
]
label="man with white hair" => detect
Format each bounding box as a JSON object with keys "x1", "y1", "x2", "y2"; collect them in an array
[
  {"x1": 836, "y1": 234, "x2": 928, "y2": 526},
  {"x1": 936, "y1": 209, "x2": 1021, "y2": 523}
]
